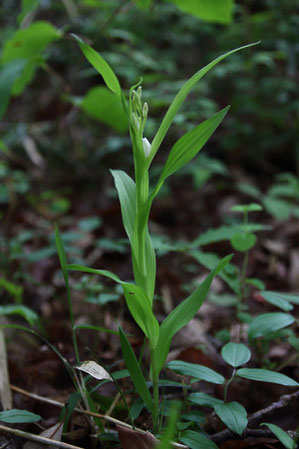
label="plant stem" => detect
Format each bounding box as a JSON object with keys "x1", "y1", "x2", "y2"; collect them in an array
[
  {"x1": 150, "y1": 348, "x2": 160, "y2": 433},
  {"x1": 223, "y1": 369, "x2": 236, "y2": 402}
]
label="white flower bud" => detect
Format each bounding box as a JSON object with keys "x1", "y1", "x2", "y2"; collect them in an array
[
  {"x1": 142, "y1": 102, "x2": 148, "y2": 120},
  {"x1": 142, "y1": 137, "x2": 151, "y2": 158}
]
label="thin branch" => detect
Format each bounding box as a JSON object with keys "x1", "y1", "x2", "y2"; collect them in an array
[{"x1": 0, "y1": 425, "x2": 83, "y2": 449}]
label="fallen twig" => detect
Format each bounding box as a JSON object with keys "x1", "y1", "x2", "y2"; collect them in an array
[
  {"x1": 10, "y1": 385, "x2": 187, "y2": 449},
  {"x1": 0, "y1": 425, "x2": 83, "y2": 449}
]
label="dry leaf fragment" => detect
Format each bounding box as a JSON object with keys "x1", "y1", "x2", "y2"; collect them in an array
[
  {"x1": 23, "y1": 422, "x2": 63, "y2": 449},
  {"x1": 116, "y1": 425, "x2": 158, "y2": 449},
  {"x1": 76, "y1": 360, "x2": 113, "y2": 381}
]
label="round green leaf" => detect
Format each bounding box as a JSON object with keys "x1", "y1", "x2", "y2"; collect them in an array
[
  {"x1": 236, "y1": 369, "x2": 298, "y2": 386},
  {"x1": 230, "y1": 232, "x2": 256, "y2": 252},
  {"x1": 221, "y1": 342, "x2": 251, "y2": 367},
  {"x1": 248, "y1": 313, "x2": 294, "y2": 340},
  {"x1": 166, "y1": 360, "x2": 225, "y2": 384},
  {"x1": 214, "y1": 402, "x2": 248, "y2": 435}
]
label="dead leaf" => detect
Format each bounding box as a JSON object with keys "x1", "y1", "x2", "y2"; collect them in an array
[
  {"x1": 116, "y1": 425, "x2": 158, "y2": 449},
  {"x1": 23, "y1": 422, "x2": 63, "y2": 449},
  {"x1": 76, "y1": 360, "x2": 112, "y2": 381}
]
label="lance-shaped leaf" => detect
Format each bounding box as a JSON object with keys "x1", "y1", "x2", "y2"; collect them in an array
[
  {"x1": 152, "y1": 106, "x2": 229, "y2": 197},
  {"x1": 248, "y1": 312, "x2": 294, "y2": 340},
  {"x1": 149, "y1": 42, "x2": 260, "y2": 164},
  {"x1": 261, "y1": 423, "x2": 296, "y2": 449},
  {"x1": 72, "y1": 34, "x2": 121, "y2": 98},
  {"x1": 236, "y1": 368, "x2": 298, "y2": 386},
  {"x1": 111, "y1": 170, "x2": 156, "y2": 301},
  {"x1": 166, "y1": 360, "x2": 225, "y2": 384},
  {"x1": 180, "y1": 430, "x2": 218, "y2": 449},
  {"x1": 66, "y1": 264, "x2": 159, "y2": 347},
  {"x1": 155, "y1": 254, "x2": 232, "y2": 374},
  {"x1": 119, "y1": 326, "x2": 154, "y2": 414}
]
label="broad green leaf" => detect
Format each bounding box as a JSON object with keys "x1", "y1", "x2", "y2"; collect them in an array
[
  {"x1": 1, "y1": 21, "x2": 62, "y2": 95},
  {"x1": 230, "y1": 232, "x2": 256, "y2": 252},
  {"x1": 221, "y1": 343, "x2": 251, "y2": 367},
  {"x1": 263, "y1": 197, "x2": 292, "y2": 220},
  {"x1": 231, "y1": 203, "x2": 262, "y2": 213},
  {"x1": 119, "y1": 326, "x2": 154, "y2": 413},
  {"x1": 72, "y1": 34, "x2": 121, "y2": 98},
  {"x1": 214, "y1": 402, "x2": 247, "y2": 435},
  {"x1": 133, "y1": 0, "x2": 151, "y2": 8},
  {"x1": 261, "y1": 423, "x2": 296, "y2": 449},
  {"x1": 66, "y1": 264, "x2": 159, "y2": 346},
  {"x1": 155, "y1": 254, "x2": 232, "y2": 373},
  {"x1": 237, "y1": 368, "x2": 298, "y2": 386},
  {"x1": 149, "y1": 42, "x2": 259, "y2": 164},
  {"x1": 18, "y1": 0, "x2": 40, "y2": 24},
  {"x1": 166, "y1": 360, "x2": 225, "y2": 384},
  {"x1": 153, "y1": 107, "x2": 229, "y2": 196},
  {"x1": 188, "y1": 392, "x2": 223, "y2": 407},
  {"x1": 0, "y1": 60, "x2": 27, "y2": 119},
  {"x1": 193, "y1": 225, "x2": 238, "y2": 246},
  {"x1": 80, "y1": 86, "x2": 127, "y2": 133},
  {"x1": 0, "y1": 305, "x2": 38, "y2": 326},
  {"x1": 180, "y1": 430, "x2": 218, "y2": 449},
  {"x1": 111, "y1": 170, "x2": 156, "y2": 301},
  {"x1": 259, "y1": 291, "x2": 294, "y2": 312},
  {"x1": 0, "y1": 409, "x2": 42, "y2": 423},
  {"x1": 248, "y1": 313, "x2": 294, "y2": 340},
  {"x1": 168, "y1": 0, "x2": 234, "y2": 24}
]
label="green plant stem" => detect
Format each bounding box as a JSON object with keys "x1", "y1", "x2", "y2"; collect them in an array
[
  {"x1": 223, "y1": 369, "x2": 236, "y2": 402},
  {"x1": 150, "y1": 347, "x2": 160, "y2": 433}
]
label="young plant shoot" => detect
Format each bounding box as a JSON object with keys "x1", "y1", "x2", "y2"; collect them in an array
[{"x1": 62, "y1": 37, "x2": 259, "y2": 430}]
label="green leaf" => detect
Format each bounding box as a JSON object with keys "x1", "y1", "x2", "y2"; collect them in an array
[
  {"x1": 231, "y1": 203, "x2": 262, "y2": 213},
  {"x1": 155, "y1": 254, "x2": 232, "y2": 373},
  {"x1": 111, "y1": 170, "x2": 156, "y2": 302},
  {"x1": 188, "y1": 392, "x2": 223, "y2": 407},
  {"x1": 230, "y1": 232, "x2": 256, "y2": 252},
  {"x1": 111, "y1": 170, "x2": 136, "y2": 243},
  {"x1": 168, "y1": 0, "x2": 234, "y2": 24},
  {"x1": 1, "y1": 21, "x2": 61, "y2": 95},
  {"x1": 166, "y1": 360, "x2": 225, "y2": 384},
  {"x1": 0, "y1": 60, "x2": 27, "y2": 119},
  {"x1": 180, "y1": 430, "x2": 219, "y2": 449},
  {"x1": 248, "y1": 313, "x2": 294, "y2": 340},
  {"x1": 66, "y1": 264, "x2": 159, "y2": 346},
  {"x1": 149, "y1": 42, "x2": 259, "y2": 164},
  {"x1": 80, "y1": 86, "x2": 127, "y2": 133},
  {"x1": 133, "y1": 0, "x2": 152, "y2": 8},
  {"x1": 221, "y1": 342, "x2": 251, "y2": 367},
  {"x1": 266, "y1": 292, "x2": 299, "y2": 305},
  {"x1": 72, "y1": 34, "x2": 121, "y2": 97},
  {"x1": 214, "y1": 402, "x2": 247, "y2": 435},
  {"x1": 0, "y1": 409, "x2": 42, "y2": 423},
  {"x1": 236, "y1": 368, "x2": 298, "y2": 386},
  {"x1": 0, "y1": 305, "x2": 39, "y2": 326},
  {"x1": 153, "y1": 107, "x2": 230, "y2": 195},
  {"x1": 119, "y1": 326, "x2": 154, "y2": 413},
  {"x1": 259, "y1": 291, "x2": 294, "y2": 312},
  {"x1": 261, "y1": 423, "x2": 296, "y2": 449},
  {"x1": 18, "y1": 0, "x2": 40, "y2": 24},
  {"x1": 155, "y1": 402, "x2": 181, "y2": 449}
]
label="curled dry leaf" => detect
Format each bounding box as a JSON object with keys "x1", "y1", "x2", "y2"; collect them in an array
[
  {"x1": 116, "y1": 425, "x2": 158, "y2": 449},
  {"x1": 76, "y1": 360, "x2": 113, "y2": 381}
]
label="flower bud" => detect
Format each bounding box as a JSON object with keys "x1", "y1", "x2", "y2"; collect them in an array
[
  {"x1": 131, "y1": 112, "x2": 140, "y2": 131},
  {"x1": 142, "y1": 102, "x2": 148, "y2": 121},
  {"x1": 142, "y1": 137, "x2": 151, "y2": 158}
]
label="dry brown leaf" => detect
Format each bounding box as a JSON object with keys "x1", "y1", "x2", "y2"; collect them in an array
[
  {"x1": 23, "y1": 422, "x2": 63, "y2": 449},
  {"x1": 116, "y1": 425, "x2": 158, "y2": 449}
]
